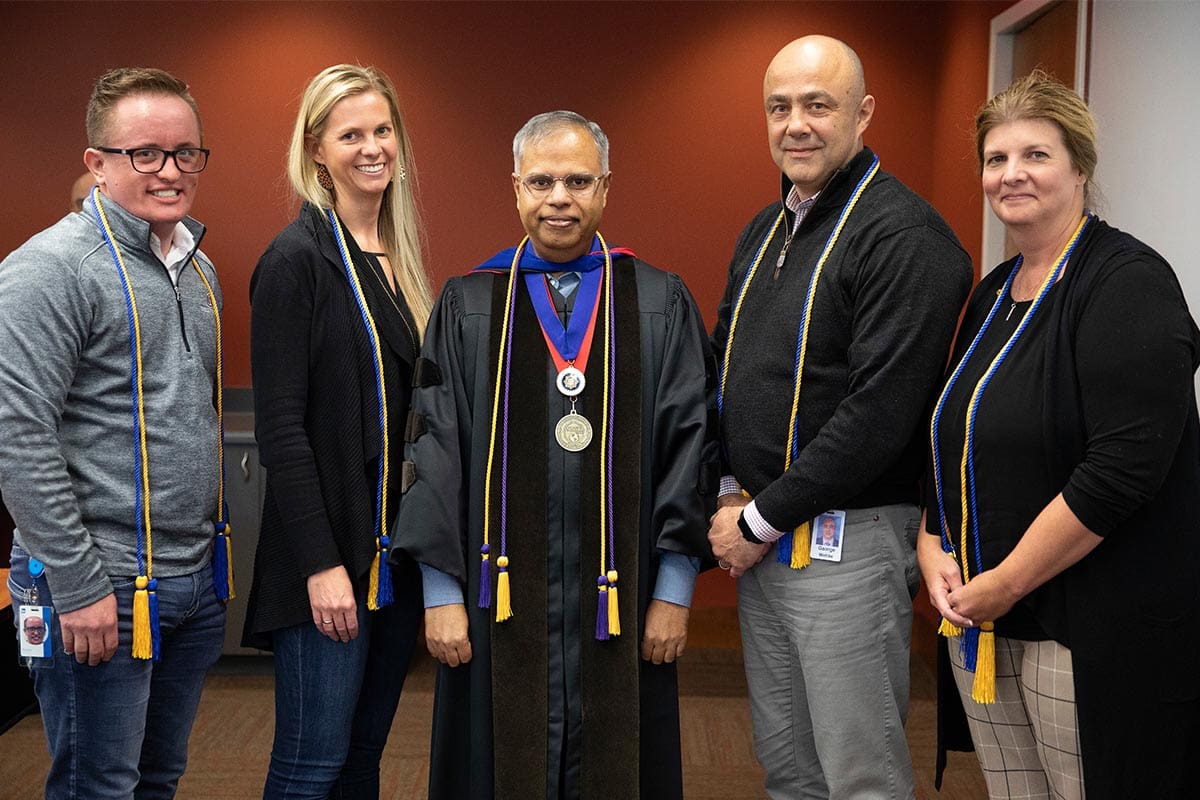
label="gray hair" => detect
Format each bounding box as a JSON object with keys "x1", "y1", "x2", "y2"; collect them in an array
[{"x1": 512, "y1": 110, "x2": 609, "y2": 173}]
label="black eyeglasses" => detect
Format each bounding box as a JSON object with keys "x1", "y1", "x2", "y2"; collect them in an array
[{"x1": 95, "y1": 147, "x2": 210, "y2": 174}]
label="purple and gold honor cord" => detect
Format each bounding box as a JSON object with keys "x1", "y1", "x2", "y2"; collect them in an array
[{"x1": 480, "y1": 234, "x2": 621, "y2": 638}]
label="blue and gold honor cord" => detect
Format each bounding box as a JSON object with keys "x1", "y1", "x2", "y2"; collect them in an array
[
  {"x1": 480, "y1": 234, "x2": 620, "y2": 638},
  {"x1": 718, "y1": 155, "x2": 879, "y2": 568},
  {"x1": 929, "y1": 213, "x2": 1091, "y2": 703},
  {"x1": 326, "y1": 208, "x2": 394, "y2": 611},
  {"x1": 92, "y1": 187, "x2": 231, "y2": 661}
]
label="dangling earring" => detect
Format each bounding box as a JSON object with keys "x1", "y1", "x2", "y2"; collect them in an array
[
  {"x1": 396, "y1": 162, "x2": 407, "y2": 182},
  {"x1": 316, "y1": 163, "x2": 334, "y2": 192}
]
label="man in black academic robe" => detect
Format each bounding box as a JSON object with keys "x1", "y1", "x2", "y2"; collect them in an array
[{"x1": 391, "y1": 111, "x2": 717, "y2": 799}]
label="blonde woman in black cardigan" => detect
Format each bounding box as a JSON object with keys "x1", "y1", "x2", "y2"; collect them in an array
[{"x1": 243, "y1": 64, "x2": 433, "y2": 799}]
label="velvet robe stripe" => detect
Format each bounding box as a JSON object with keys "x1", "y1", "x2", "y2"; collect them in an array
[{"x1": 484, "y1": 261, "x2": 643, "y2": 798}]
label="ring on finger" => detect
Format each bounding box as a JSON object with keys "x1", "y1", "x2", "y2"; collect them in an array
[
  {"x1": 718, "y1": 559, "x2": 731, "y2": 570},
  {"x1": 321, "y1": 619, "x2": 334, "y2": 625}
]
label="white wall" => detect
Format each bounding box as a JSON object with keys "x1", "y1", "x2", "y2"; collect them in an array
[{"x1": 1089, "y1": 0, "x2": 1200, "y2": 310}]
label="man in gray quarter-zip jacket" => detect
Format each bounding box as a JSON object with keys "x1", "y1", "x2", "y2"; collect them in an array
[{"x1": 0, "y1": 67, "x2": 225, "y2": 800}]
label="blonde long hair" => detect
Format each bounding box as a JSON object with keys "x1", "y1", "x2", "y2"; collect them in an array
[{"x1": 288, "y1": 64, "x2": 433, "y2": 336}]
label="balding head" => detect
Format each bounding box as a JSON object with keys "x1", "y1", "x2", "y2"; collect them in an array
[
  {"x1": 766, "y1": 36, "x2": 865, "y2": 104},
  {"x1": 763, "y1": 36, "x2": 874, "y2": 197}
]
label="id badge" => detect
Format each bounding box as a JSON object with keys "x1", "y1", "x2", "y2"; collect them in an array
[
  {"x1": 810, "y1": 510, "x2": 846, "y2": 562},
  {"x1": 18, "y1": 605, "x2": 52, "y2": 661}
]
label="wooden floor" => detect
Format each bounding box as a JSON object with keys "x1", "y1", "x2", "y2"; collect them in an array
[{"x1": 0, "y1": 610, "x2": 987, "y2": 800}]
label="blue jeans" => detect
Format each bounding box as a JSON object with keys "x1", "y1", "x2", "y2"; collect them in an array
[
  {"x1": 263, "y1": 559, "x2": 422, "y2": 799},
  {"x1": 7, "y1": 543, "x2": 226, "y2": 800}
]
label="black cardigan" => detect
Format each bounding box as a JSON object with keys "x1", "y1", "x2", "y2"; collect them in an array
[
  {"x1": 242, "y1": 202, "x2": 419, "y2": 646},
  {"x1": 929, "y1": 218, "x2": 1200, "y2": 797}
]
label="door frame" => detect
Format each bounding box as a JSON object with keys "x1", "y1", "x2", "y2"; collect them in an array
[{"x1": 981, "y1": 0, "x2": 1091, "y2": 272}]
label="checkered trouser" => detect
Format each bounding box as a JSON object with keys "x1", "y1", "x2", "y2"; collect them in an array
[{"x1": 947, "y1": 635, "x2": 1085, "y2": 799}]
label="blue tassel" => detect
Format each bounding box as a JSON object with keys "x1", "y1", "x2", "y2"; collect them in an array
[
  {"x1": 374, "y1": 536, "x2": 394, "y2": 608},
  {"x1": 775, "y1": 529, "x2": 793, "y2": 565},
  {"x1": 212, "y1": 524, "x2": 232, "y2": 601},
  {"x1": 478, "y1": 544, "x2": 491, "y2": 609},
  {"x1": 595, "y1": 575, "x2": 610, "y2": 641},
  {"x1": 960, "y1": 625, "x2": 980, "y2": 672},
  {"x1": 148, "y1": 578, "x2": 161, "y2": 662}
]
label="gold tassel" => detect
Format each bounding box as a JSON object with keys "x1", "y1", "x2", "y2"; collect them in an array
[
  {"x1": 790, "y1": 520, "x2": 811, "y2": 569},
  {"x1": 606, "y1": 570, "x2": 620, "y2": 636},
  {"x1": 367, "y1": 550, "x2": 381, "y2": 610},
  {"x1": 221, "y1": 532, "x2": 235, "y2": 600},
  {"x1": 971, "y1": 622, "x2": 996, "y2": 704},
  {"x1": 132, "y1": 575, "x2": 152, "y2": 660},
  {"x1": 938, "y1": 618, "x2": 963, "y2": 638},
  {"x1": 495, "y1": 556, "x2": 513, "y2": 621}
]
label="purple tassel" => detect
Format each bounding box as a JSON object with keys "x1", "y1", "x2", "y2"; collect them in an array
[
  {"x1": 595, "y1": 575, "x2": 610, "y2": 641},
  {"x1": 375, "y1": 535, "x2": 394, "y2": 607},
  {"x1": 775, "y1": 529, "x2": 793, "y2": 565},
  {"x1": 478, "y1": 544, "x2": 492, "y2": 609},
  {"x1": 148, "y1": 578, "x2": 161, "y2": 662}
]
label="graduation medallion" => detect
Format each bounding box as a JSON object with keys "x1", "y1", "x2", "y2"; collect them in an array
[
  {"x1": 556, "y1": 366, "x2": 586, "y2": 397},
  {"x1": 555, "y1": 412, "x2": 593, "y2": 451}
]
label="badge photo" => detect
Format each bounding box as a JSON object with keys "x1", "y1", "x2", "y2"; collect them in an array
[
  {"x1": 18, "y1": 605, "x2": 52, "y2": 659},
  {"x1": 810, "y1": 510, "x2": 846, "y2": 562}
]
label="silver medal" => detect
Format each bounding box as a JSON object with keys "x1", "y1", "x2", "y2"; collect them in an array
[
  {"x1": 554, "y1": 412, "x2": 593, "y2": 451},
  {"x1": 556, "y1": 366, "x2": 586, "y2": 397}
]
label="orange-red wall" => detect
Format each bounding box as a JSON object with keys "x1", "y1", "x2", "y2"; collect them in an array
[{"x1": 0, "y1": 0, "x2": 1007, "y2": 607}]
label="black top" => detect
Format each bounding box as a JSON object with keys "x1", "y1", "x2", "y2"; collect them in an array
[
  {"x1": 928, "y1": 217, "x2": 1200, "y2": 797},
  {"x1": 713, "y1": 147, "x2": 973, "y2": 529},
  {"x1": 242, "y1": 202, "x2": 419, "y2": 646},
  {"x1": 928, "y1": 291, "x2": 1049, "y2": 640}
]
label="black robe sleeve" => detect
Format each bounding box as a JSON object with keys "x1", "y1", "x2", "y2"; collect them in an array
[
  {"x1": 651, "y1": 274, "x2": 718, "y2": 561},
  {"x1": 393, "y1": 278, "x2": 472, "y2": 583}
]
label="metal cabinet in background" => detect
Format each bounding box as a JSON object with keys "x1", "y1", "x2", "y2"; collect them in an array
[{"x1": 222, "y1": 411, "x2": 268, "y2": 655}]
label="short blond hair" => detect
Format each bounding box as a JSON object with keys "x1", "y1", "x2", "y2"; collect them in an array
[{"x1": 86, "y1": 67, "x2": 201, "y2": 146}]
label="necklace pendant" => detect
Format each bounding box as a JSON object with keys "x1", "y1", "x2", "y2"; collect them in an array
[
  {"x1": 774, "y1": 248, "x2": 789, "y2": 277},
  {"x1": 556, "y1": 366, "x2": 586, "y2": 397},
  {"x1": 555, "y1": 410, "x2": 593, "y2": 451},
  {"x1": 774, "y1": 232, "x2": 794, "y2": 276}
]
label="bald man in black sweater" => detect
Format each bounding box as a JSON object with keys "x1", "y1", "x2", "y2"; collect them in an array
[{"x1": 708, "y1": 36, "x2": 971, "y2": 799}]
